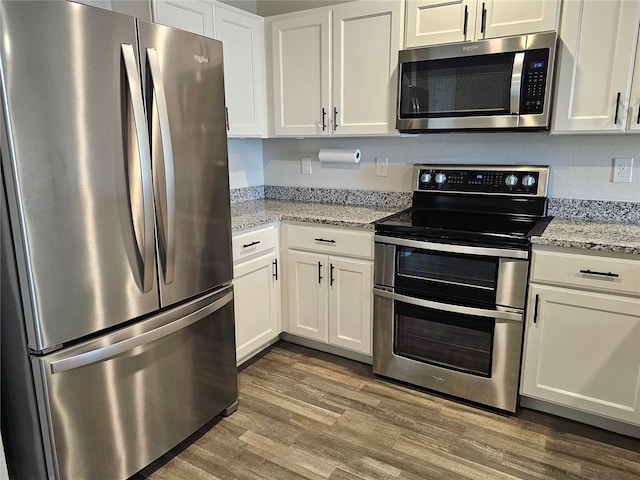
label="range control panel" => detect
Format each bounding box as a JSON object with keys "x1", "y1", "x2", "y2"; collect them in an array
[{"x1": 414, "y1": 165, "x2": 549, "y2": 197}]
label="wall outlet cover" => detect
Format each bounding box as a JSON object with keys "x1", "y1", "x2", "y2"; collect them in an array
[
  {"x1": 301, "y1": 157, "x2": 312, "y2": 175},
  {"x1": 612, "y1": 158, "x2": 633, "y2": 183},
  {"x1": 376, "y1": 157, "x2": 388, "y2": 177}
]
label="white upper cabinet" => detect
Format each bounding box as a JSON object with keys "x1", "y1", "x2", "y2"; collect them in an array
[
  {"x1": 269, "y1": 0, "x2": 403, "y2": 137},
  {"x1": 405, "y1": 0, "x2": 559, "y2": 48},
  {"x1": 630, "y1": 37, "x2": 640, "y2": 132},
  {"x1": 213, "y1": 3, "x2": 267, "y2": 137},
  {"x1": 152, "y1": 0, "x2": 215, "y2": 37},
  {"x1": 153, "y1": 1, "x2": 267, "y2": 136},
  {"x1": 333, "y1": 1, "x2": 403, "y2": 135},
  {"x1": 552, "y1": 0, "x2": 640, "y2": 134},
  {"x1": 271, "y1": 11, "x2": 331, "y2": 136}
]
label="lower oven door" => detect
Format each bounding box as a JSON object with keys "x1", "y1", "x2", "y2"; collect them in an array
[{"x1": 373, "y1": 288, "x2": 523, "y2": 412}]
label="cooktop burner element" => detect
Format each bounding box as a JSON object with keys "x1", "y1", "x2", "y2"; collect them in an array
[{"x1": 375, "y1": 165, "x2": 551, "y2": 248}]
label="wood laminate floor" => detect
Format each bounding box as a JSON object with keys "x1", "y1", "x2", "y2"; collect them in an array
[{"x1": 134, "y1": 342, "x2": 640, "y2": 480}]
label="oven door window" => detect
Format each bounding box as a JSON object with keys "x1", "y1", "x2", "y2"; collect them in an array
[
  {"x1": 394, "y1": 301, "x2": 494, "y2": 377},
  {"x1": 396, "y1": 247, "x2": 497, "y2": 306},
  {"x1": 399, "y1": 52, "x2": 515, "y2": 118}
]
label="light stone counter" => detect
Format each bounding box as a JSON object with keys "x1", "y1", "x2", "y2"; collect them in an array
[
  {"x1": 231, "y1": 199, "x2": 402, "y2": 232},
  {"x1": 532, "y1": 218, "x2": 640, "y2": 255}
]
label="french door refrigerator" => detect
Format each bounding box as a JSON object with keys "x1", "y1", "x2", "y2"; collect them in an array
[{"x1": 0, "y1": 2, "x2": 237, "y2": 479}]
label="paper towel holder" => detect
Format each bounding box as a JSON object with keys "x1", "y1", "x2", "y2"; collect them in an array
[{"x1": 318, "y1": 148, "x2": 361, "y2": 164}]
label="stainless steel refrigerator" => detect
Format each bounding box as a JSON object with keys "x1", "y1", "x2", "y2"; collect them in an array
[{"x1": 0, "y1": 2, "x2": 237, "y2": 479}]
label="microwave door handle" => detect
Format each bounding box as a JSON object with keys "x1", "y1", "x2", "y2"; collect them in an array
[{"x1": 510, "y1": 52, "x2": 525, "y2": 115}]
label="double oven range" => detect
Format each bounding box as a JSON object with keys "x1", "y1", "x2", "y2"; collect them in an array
[{"x1": 373, "y1": 165, "x2": 550, "y2": 412}]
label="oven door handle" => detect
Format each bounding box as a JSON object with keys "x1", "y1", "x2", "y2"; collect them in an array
[
  {"x1": 373, "y1": 288, "x2": 523, "y2": 322},
  {"x1": 374, "y1": 235, "x2": 528, "y2": 260}
]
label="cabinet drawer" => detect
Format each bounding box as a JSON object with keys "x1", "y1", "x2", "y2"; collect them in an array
[
  {"x1": 531, "y1": 248, "x2": 640, "y2": 296},
  {"x1": 285, "y1": 224, "x2": 373, "y2": 259},
  {"x1": 232, "y1": 225, "x2": 276, "y2": 262}
]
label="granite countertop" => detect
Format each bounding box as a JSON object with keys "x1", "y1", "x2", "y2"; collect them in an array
[
  {"x1": 231, "y1": 199, "x2": 402, "y2": 232},
  {"x1": 532, "y1": 218, "x2": 640, "y2": 255}
]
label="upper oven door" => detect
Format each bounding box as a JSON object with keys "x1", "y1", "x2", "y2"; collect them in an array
[
  {"x1": 375, "y1": 236, "x2": 529, "y2": 310},
  {"x1": 396, "y1": 32, "x2": 556, "y2": 131}
]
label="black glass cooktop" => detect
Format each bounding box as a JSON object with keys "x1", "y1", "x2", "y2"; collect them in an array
[{"x1": 375, "y1": 208, "x2": 552, "y2": 248}]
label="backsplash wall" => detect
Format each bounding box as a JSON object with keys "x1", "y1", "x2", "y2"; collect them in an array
[{"x1": 261, "y1": 133, "x2": 640, "y2": 202}]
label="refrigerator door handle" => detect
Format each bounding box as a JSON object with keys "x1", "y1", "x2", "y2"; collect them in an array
[
  {"x1": 146, "y1": 48, "x2": 176, "y2": 284},
  {"x1": 122, "y1": 43, "x2": 155, "y2": 292},
  {"x1": 49, "y1": 290, "x2": 233, "y2": 374}
]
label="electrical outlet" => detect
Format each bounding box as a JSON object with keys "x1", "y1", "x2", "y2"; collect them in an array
[
  {"x1": 376, "y1": 157, "x2": 388, "y2": 177},
  {"x1": 301, "y1": 157, "x2": 312, "y2": 175},
  {"x1": 613, "y1": 158, "x2": 633, "y2": 183}
]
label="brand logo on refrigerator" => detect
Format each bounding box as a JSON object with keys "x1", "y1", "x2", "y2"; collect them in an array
[{"x1": 193, "y1": 54, "x2": 209, "y2": 64}]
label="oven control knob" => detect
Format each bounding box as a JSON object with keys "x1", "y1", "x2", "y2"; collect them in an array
[
  {"x1": 505, "y1": 174, "x2": 518, "y2": 187},
  {"x1": 435, "y1": 173, "x2": 447, "y2": 184},
  {"x1": 420, "y1": 172, "x2": 432, "y2": 184},
  {"x1": 522, "y1": 174, "x2": 536, "y2": 188}
]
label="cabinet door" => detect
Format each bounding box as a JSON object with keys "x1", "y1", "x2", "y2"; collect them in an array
[
  {"x1": 628, "y1": 42, "x2": 640, "y2": 133},
  {"x1": 405, "y1": 0, "x2": 476, "y2": 47},
  {"x1": 286, "y1": 250, "x2": 328, "y2": 342},
  {"x1": 152, "y1": 0, "x2": 214, "y2": 37},
  {"x1": 214, "y1": 4, "x2": 266, "y2": 137},
  {"x1": 271, "y1": 12, "x2": 331, "y2": 136},
  {"x1": 481, "y1": 0, "x2": 559, "y2": 40},
  {"x1": 328, "y1": 257, "x2": 373, "y2": 355},
  {"x1": 233, "y1": 252, "x2": 280, "y2": 364},
  {"x1": 552, "y1": 0, "x2": 640, "y2": 133},
  {"x1": 333, "y1": 0, "x2": 403, "y2": 135},
  {"x1": 521, "y1": 284, "x2": 640, "y2": 425}
]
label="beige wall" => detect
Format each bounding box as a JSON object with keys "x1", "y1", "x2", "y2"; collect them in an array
[
  {"x1": 256, "y1": 0, "x2": 354, "y2": 16},
  {"x1": 219, "y1": 0, "x2": 258, "y2": 14}
]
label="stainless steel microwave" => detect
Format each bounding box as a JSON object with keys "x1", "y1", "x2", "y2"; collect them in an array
[{"x1": 396, "y1": 32, "x2": 557, "y2": 132}]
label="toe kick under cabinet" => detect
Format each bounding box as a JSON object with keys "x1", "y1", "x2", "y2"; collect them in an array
[
  {"x1": 282, "y1": 223, "x2": 374, "y2": 356},
  {"x1": 521, "y1": 245, "x2": 640, "y2": 425},
  {"x1": 232, "y1": 224, "x2": 281, "y2": 365}
]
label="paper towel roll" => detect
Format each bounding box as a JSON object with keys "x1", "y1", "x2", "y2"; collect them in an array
[{"x1": 318, "y1": 148, "x2": 361, "y2": 164}]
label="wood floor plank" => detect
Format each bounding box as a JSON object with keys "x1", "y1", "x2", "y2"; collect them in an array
[{"x1": 133, "y1": 342, "x2": 640, "y2": 480}]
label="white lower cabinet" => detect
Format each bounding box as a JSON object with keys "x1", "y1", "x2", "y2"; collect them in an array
[
  {"x1": 521, "y1": 246, "x2": 640, "y2": 425},
  {"x1": 284, "y1": 224, "x2": 373, "y2": 355},
  {"x1": 232, "y1": 225, "x2": 281, "y2": 364}
]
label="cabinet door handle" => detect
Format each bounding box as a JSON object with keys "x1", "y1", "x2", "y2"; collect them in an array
[
  {"x1": 463, "y1": 5, "x2": 468, "y2": 37},
  {"x1": 330, "y1": 263, "x2": 335, "y2": 286},
  {"x1": 314, "y1": 238, "x2": 336, "y2": 244},
  {"x1": 636, "y1": 102, "x2": 640, "y2": 125},
  {"x1": 614, "y1": 92, "x2": 621, "y2": 124},
  {"x1": 322, "y1": 107, "x2": 327, "y2": 131},
  {"x1": 318, "y1": 261, "x2": 323, "y2": 284},
  {"x1": 225, "y1": 106, "x2": 230, "y2": 131},
  {"x1": 333, "y1": 107, "x2": 338, "y2": 131},
  {"x1": 579, "y1": 269, "x2": 619, "y2": 278},
  {"x1": 273, "y1": 258, "x2": 278, "y2": 280},
  {"x1": 242, "y1": 240, "x2": 260, "y2": 249},
  {"x1": 480, "y1": 3, "x2": 486, "y2": 34},
  {"x1": 532, "y1": 294, "x2": 539, "y2": 324}
]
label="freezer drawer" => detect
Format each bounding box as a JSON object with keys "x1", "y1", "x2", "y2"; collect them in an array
[{"x1": 31, "y1": 286, "x2": 237, "y2": 480}]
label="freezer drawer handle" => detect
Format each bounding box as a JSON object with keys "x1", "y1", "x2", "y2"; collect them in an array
[
  {"x1": 122, "y1": 44, "x2": 155, "y2": 292},
  {"x1": 49, "y1": 290, "x2": 233, "y2": 374},
  {"x1": 146, "y1": 48, "x2": 176, "y2": 284}
]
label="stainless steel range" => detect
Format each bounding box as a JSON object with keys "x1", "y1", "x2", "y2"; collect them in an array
[{"x1": 373, "y1": 165, "x2": 551, "y2": 412}]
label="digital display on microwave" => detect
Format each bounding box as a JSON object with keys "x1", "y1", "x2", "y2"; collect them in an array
[{"x1": 530, "y1": 61, "x2": 544, "y2": 69}]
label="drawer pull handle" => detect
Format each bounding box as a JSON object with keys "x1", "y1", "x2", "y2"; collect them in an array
[
  {"x1": 314, "y1": 238, "x2": 336, "y2": 244},
  {"x1": 579, "y1": 269, "x2": 619, "y2": 278},
  {"x1": 242, "y1": 241, "x2": 260, "y2": 249}
]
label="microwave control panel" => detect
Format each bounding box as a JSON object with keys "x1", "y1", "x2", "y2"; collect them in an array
[{"x1": 520, "y1": 49, "x2": 550, "y2": 115}]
